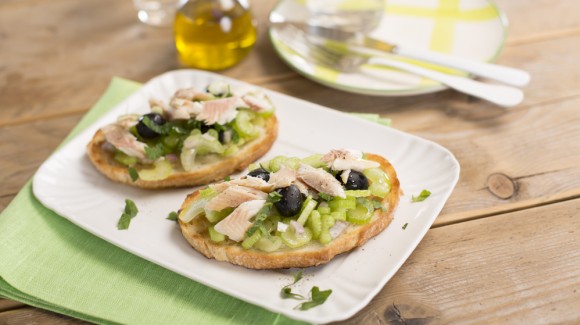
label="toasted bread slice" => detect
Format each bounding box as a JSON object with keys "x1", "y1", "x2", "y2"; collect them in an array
[
  {"x1": 86, "y1": 115, "x2": 278, "y2": 189},
  {"x1": 178, "y1": 153, "x2": 400, "y2": 269}
]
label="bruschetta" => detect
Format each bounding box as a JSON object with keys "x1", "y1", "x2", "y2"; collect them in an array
[
  {"x1": 86, "y1": 82, "x2": 278, "y2": 189},
  {"x1": 178, "y1": 149, "x2": 400, "y2": 269}
]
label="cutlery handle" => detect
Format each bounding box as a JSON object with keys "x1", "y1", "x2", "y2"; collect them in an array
[
  {"x1": 393, "y1": 47, "x2": 531, "y2": 87},
  {"x1": 368, "y1": 57, "x2": 524, "y2": 107}
]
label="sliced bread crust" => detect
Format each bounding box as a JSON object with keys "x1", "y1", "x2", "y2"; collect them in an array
[
  {"x1": 178, "y1": 153, "x2": 400, "y2": 269},
  {"x1": 86, "y1": 115, "x2": 278, "y2": 189}
]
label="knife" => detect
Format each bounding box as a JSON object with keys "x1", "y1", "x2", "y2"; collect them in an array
[{"x1": 274, "y1": 21, "x2": 530, "y2": 87}]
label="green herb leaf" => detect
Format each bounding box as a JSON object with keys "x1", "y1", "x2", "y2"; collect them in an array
[
  {"x1": 268, "y1": 191, "x2": 283, "y2": 203},
  {"x1": 318, "y1": 193, "x2": 334, "y2": 201},
  {"x1": 230, "y1": 129, "x2": 240, "y2": 144},
  {"x1": 128, "y1": 167, "x2": 139, "y2": 182},
  {"x1": 141, "y1": 116, "x2": 170, "y2": 135},
  {"x1": 292, "y1": 270, "x2": 303, "y2": 284},
  {"x1": 281, "y1": 287, "x2": 306, "y2": 300},
  {"x1": 402, "y1": 222, "x2": 408, "y2": 230},
  {"x1": 117, "y1": 199, "x2": 139, "y2": 230},
  {"x1": 296, "y1": 286, "x2": 332, "y2": 311},
  {"x1": 224, "y1": 176, "x2": 231, "y2": 181},
  {"x1": 280, "y1": 271, "x2": 305, "y2": 300},
  {"x1": 246, "y1": 203, "x2": 273, "y2": 237},
  {"x1": 145, "y1": 143, "x2": 165, "y2": 160},
  {"x1": 411, "y1": 189, "x2": 431, "y2": 203},
  {"x1": 166, "y1": 211, "x2": 178, "y2": 221}
]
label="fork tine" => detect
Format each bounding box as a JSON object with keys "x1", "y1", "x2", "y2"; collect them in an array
[{"x1": 275, "y1": 24, "x2": 345, "y2": 70}]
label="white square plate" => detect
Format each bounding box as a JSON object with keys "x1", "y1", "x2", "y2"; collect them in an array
[{"x1": 33, "y1": 70, "x2": 459, "y2": 324}]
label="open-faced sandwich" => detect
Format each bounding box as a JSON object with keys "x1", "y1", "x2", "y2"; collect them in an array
[
  {"x1": 178, "y1": 149, "x2": 400, "y2": 269},
  {"x1": 87, "y1": 82, "x2": 278, "y2": 188}
]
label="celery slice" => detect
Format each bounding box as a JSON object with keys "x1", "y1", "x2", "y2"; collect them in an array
[
  {"x1": 206, "y1": 129, "x2": 219, "y2": 139},
  {"x1": 260, "y1": 160, "x2": 271, "y2": 172},
  {"x1": 262, "y1": 215, "x2": 281, "y2": 233},
  {"x1": 307, "y1": 211, "x2": 322, "y2": 239},
  {"x1": 254, "y1": 235, "x2": 282, "y2": 252},
  {"x1": 301, "y1": 154, "x2": 327, "y2": 168},
  {"x1": 138, "y1": 159, "x2": 172, "y2": 181},
  {"x1": 179, "y1": 197, "x2": 208, "y2": 223},
  {"x1": 329, "y1": 197, "x2": 356, "y2": 211},
  {"x1": 363, "y1": 167, "x2": 391, "y2": 196},
  {"x1": 362, "y1": 167, "x2": 388, "y2": 183},
  {"x1": 233, "y1": 110, "x2": 258, "y2": 139},
  {"x1": 114, "y1": 150, "x2": 138, "y2": 166},
  {"x1": 242, "y1": 230, "x2": 262, "y2": 249},
  {"x1": 268, "y1": 156, "x2": 286, "y2": 172},
  {"x1": 345, "y1": 190, "x2": 371, "y2": 197},
  {"x1": 319, "y1": 214, "x2": 336, "y2": 244},
  {"x1": 222, "y1": 144, "x2": 239, "y2": 157},
  {"x1": 317, "y1": 202, "x2": 331, "y2": 215},
  {"x1": 369, "y1": 183, "x2": 389, "y2": 198},
  {"x1": 330, "y1": 210, "x2": 346, "y2": 221},
  {"x1": 297, "y1": 198, "x2": 317, "y2": 225},
  {"x1": 347, "y1": 199, "x2": 374, "y2": 225},
  {"x1": 208, "y1": 226, "x2": 225, "y2": 242},
  {"x1": 205, "y1": 208, "x2": 233, "y2": 223},
  {"x1": 281, "y1": 226, "x2": 313, "y2": 248},
  {"x1": 200, "y1": 187, "x2": 217, "y2": 199},
  {"x1": 162, "y1": 134, "x2": 180, "y2": 149}
]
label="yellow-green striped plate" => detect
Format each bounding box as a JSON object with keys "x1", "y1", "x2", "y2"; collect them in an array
[{"x1": 269, "y1": 0, "x2": 508, "y2": 96}]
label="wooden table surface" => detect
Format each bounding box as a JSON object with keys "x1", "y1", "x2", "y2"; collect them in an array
[{"x1": 1, "y1": 0, "x2": 579, "y2": 324}]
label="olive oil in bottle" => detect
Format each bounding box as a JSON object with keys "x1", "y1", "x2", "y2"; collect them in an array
[{"x1": 174, "y1": 0, "x2": 257, "y2": 70}]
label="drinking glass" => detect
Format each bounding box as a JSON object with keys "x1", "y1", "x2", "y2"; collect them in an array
[
  {"x1": 133, "y1": 0, "x2": 182, "y2": 27},
  {"x1": 306, "y1": 0, "x2": 385, "y2": 32}
]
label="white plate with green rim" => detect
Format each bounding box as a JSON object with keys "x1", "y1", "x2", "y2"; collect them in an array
[{"x1": 269, "y1": 0, "x2": 508, "y2": 96}]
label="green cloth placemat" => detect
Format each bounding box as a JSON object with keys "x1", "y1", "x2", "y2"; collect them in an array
[{"x1": 0, "y1": 77, "x2": 390, "y2": 325}]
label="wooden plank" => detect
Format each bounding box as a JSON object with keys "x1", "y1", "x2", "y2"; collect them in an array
[
  {"x1": 0, "y1": 307, "x2": 89, "y2": 325},
  {"x1": 0, "y1": 299, "x2": 24, "y2": 313},
  {"x1": 0, "y1": 114, "x2": 81, "y2": 197},
  {"x1": 0, "y1": 0, "x2": 292, "y2": 124},
  {"x1": 498, "y1": 0, "x2": 580, "y2": 44},
  {"x1": 338, "y1": 198, "x2": 580, "y2": 324}
]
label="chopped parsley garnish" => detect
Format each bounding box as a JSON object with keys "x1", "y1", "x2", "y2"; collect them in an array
[
  {"x1": 280, "y1": 271, "x2": 332, "y2": 311},
  {"x1": 166, "y1": 211, "x2": 178, "y2": 221},
  {"x1": 117, "y1": 199, "x2": 138, "y2": 230},
  {"x1": 223, "y1": 176, "x2": 231, "y2": 181},
  {"x1": 280, "y1": 271, "x2": 305, "y2": 300},
  {"x1": 245, "y1": 203, "x2": 273, "y2": 237},
  {"x1": 141, "y1": 116, "x2": 171, "y2": 135},
  {"x1": 296, "y1": 286, "x2": 333, "y2": 311},
  {"x1": 268, "y1": 191, "x2": 283, "y2": 203},
  {"x1": 402, "y1": 222, "x2": 408, "y2": 230},
  {"x1": 128, "y1": 167, "x2": 139, "y2": 182},
  {"x1": 411, "y1": 189, "x2": 431, "y2": 203},
  {"x1": 144, "y1": 143, "x2": 165, "y2": 160}
]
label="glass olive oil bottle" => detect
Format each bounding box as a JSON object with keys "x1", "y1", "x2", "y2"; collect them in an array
[{"x1": 174, "y1": 0, "x2": 257, "y2": 70}]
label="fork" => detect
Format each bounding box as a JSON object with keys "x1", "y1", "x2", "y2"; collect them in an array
[{"x1": 275, "y1": 25, "x2": 524, "y2": 107}]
